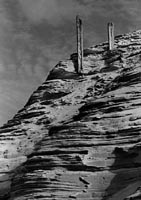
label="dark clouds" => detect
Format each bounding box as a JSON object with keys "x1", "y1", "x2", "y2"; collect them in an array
[{"x1": 0, "y1": 0, "x2": 141, "y2": 125}]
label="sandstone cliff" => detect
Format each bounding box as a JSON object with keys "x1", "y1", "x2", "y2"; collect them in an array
[{"x1": 1, "y1": 30, "x2": 141, "y2": 200}]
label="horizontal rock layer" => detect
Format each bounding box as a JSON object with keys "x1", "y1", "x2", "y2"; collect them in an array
[{"x1": 1, "y1": 30, "x2": 141, "y2": 199}]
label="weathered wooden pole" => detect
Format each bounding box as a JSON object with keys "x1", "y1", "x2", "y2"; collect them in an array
[
  {"x1": 76, "y1": 15, "x2": 83, "y2": 73},
  {"x1": 80, "y1": 18, "x2": 83, "y2": 72},
  {"x1": 107, "y1": 22, "x2": 114, "y2": 50}
]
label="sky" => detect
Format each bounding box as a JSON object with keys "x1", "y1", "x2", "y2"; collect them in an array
[{"x1": 0, "y1": 0, "x2": 141, "y2": 125}]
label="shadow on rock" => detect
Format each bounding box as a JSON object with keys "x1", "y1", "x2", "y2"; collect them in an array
[{"x1": 103, "y1": 145, "x2": 141, "y2": 200}]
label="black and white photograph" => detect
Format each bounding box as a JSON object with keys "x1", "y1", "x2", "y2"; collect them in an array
[{"x1": 0, "y1": 0, "x2": 141, "y2": 199}]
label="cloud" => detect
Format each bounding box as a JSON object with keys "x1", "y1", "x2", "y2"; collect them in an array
[
  {"x1": 18, "y1": 0, "x2": 93, "y2": 26},
  {"x1": 119, "y1": 0, "x2": 141, "y2": 28},
  {"x1": 18, "y1": 0, "x2": 141, "y2": 46},
  {"x1": 0, "y1": 79, "x2": 38, "y2": 125}
]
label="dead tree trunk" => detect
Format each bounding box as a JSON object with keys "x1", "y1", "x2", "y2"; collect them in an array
[
  {"x1": 107, "y1": 22, "x2": 114, "y2": 50},
  {"x1": 76, "y1": 15, "x2": 83, "y2": 73}
]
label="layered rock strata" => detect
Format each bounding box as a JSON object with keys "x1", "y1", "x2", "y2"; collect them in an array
[{"x1": 1, "y1": 30, "x2": 141, "y2": 199}]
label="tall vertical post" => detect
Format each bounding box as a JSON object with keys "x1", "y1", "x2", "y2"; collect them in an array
[
  {"x1": 107, "y1": 22, "x2": 114, "y2": 50},
  {"x1": 80, "y1": 18, "x2": 83, "y2": 72},
  {"x1": 76, "y1": 15, "x2": 83, "y2": 73}
]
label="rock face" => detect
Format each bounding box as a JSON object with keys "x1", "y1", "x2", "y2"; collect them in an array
[{"x1": 1, "y1": 30, "x2": 141, "y2": 200}]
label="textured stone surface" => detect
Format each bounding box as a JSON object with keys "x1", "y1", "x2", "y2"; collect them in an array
[{"x1": 1, "y1": 30, "x2": 141, "y2": 199}]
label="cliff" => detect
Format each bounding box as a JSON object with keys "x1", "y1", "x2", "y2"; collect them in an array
[{"x1": 1, "y1": 30, "x2": 141, "y2": 200}]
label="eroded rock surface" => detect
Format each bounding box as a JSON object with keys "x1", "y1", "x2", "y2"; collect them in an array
[{"x1": 1, "y1": 30, "x2": 141, "y2": 199}]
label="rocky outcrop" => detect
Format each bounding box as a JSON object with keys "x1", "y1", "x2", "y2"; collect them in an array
[{"x1": 1, "y1": 30, "x2": 141, "y2": 199}]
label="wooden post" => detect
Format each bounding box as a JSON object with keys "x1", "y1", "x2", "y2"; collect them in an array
[
  {"x1": 76, "y1": 15, "x2": 83, "y2": 73},
  {"x1": 80, "y1": 18, "x2": 83, "y2": 72},
  {"x1": 107, "y1": 22, "x2": 114, "y2": 50}
]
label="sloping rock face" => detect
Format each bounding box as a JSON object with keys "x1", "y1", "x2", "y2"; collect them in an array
[{"x1": 1, "y1": 30, "x2": 141, "y2": 200}]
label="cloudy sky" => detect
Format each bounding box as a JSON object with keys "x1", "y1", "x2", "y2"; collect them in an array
[{"x1": 0, "y1": 0, "x2": 141, "y2": 125}]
